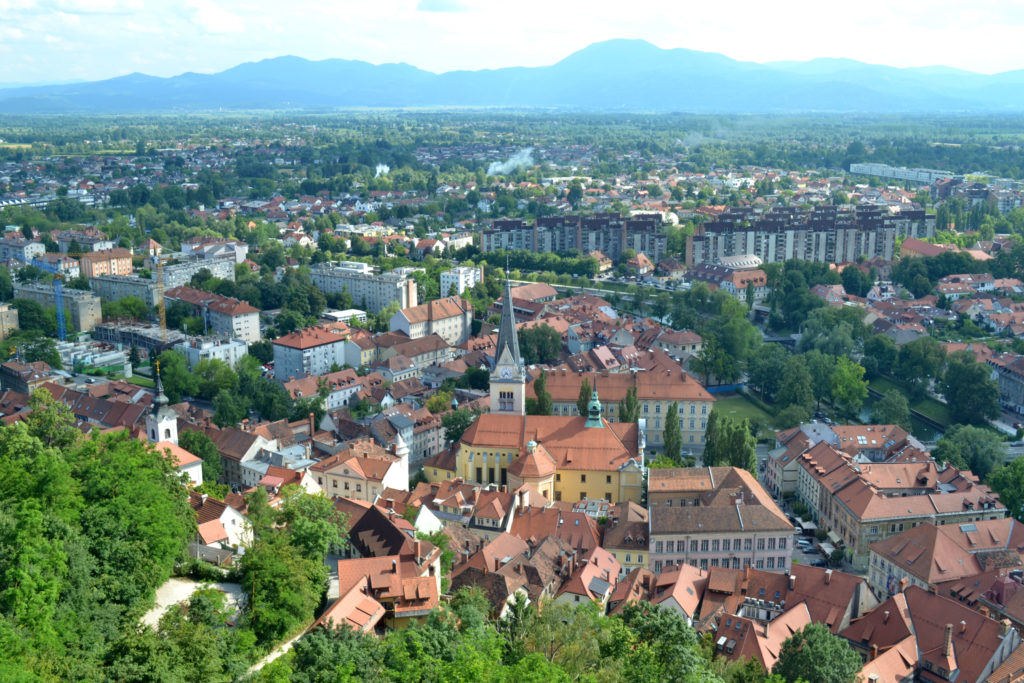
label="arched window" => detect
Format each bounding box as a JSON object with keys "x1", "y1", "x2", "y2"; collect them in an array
[{"x1": 164, "y1": 428, "x2": 171, "y2": 439}]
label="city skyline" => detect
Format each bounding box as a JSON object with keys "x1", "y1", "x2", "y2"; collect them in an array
[{"x1": 2, "y1": 0, "x2": 1024, "y2": 85}]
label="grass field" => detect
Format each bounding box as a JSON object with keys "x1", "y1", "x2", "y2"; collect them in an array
[
  {"x1": 714, "y1": 395, "x2": 776, "y2": 430},
  {"x1": 869, "y1": 377, "x2": 950, "y2": 426},
  {"x1": 127, "y1": 375, "x2": 155, "y2": 388}
]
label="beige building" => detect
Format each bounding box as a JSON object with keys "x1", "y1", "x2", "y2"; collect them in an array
[
  {"x1": 0, "y1": 303, "x2": 18, "y2": 340},
  {"x1": 526, "y1": 367, "x2": 715, "y2": 449},
  {"x1": 13, "y1": 282, "x2": 102, "y2": 332},
  {"x1": 648, "y1": 467, "x2": 794, "y2": 574},
  {"x1": 79, "y1": 247, "x2": 133, "y2": 278},
  {"x1": 389, "y1": 297, "x2": 473, "y2": 346},
  {"x1": 310, "y1": 439, "x2": 407, "y2": 503},
  {"x1": 164, "y1": 286, "x2": 261, "y2": 343}
]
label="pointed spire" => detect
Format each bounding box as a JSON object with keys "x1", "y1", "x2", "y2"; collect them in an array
[
  {"x1": 494, "y1": 272, "x2": 522, "y2": 375},
  {"x1": 152, "y1": 360, "x2": 169, "y2": 413}
]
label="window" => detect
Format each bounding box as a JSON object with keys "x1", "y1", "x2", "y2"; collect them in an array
[
  {"x1": 711, "y1": 558, "x2": 719, "y2": 567},
  {"x1": 722, "y1": 539, "x2": 730, "y2": 552},
  {"x1": 768, "y1": 538, "x2": 776, "y2": 550},
  {"x1": 690, "y1": 404, "x2": 695, "y2": 415},
  {"x1": 700, "y1": 559, "x2": 708, "y2": 570},
  {"x1": 690, "y1": 540, "x2": 698, "y2": 552},
  {"x1": 655, "y1": 541, "x2": 664, "y2": 553},
  {"x1": 654, "y1": 560, "x2": 663, "y2": 572},
  {"x1": 701, "y1": 540, "x2": 709, "y2": 552},
  {"x1": 756, "y1": 559, "x2": 764, "y2": 569},
  {"x1": 767, "y1": 557, "x2": 775, "y2": 569},
  {"x1": 757, "y1": 538, "x2": 765, "y2": 550},
  {"x1": 555, "y1": 473, "x2": 561, "y2": 481},
  {"x1": 625, "y1": 554, "x2": 631, "y2": 563},
  {"x1": 344, "y1": 482, "x2": 350, "y2": 490},
  {"x1": 778, "y1": 556, "x2": 785, "y2": 568},
  {"x1": 870, "y1": 526, "x2": 878, "y2": 534},
  {"x1": 638, "y1": 554, "x2": 643, "y2": 564},
  {"x1": 712, "y1": 540, "x2": 720, "y2": 552},
  {"x1": 779, "y1": 538, "x2": 786, "y2": 550},
  {"x1": 333, "y1": 480, "x2": 338, "y2": 488},
  {"x1": 605, "y1": 492, "x2": 612, "y2": 501},
  {"x1": 666, "y1": 541, "x2": 675, "y2": 553},
  {"x1": 655, "y1": 404, "x2": 661, "y2": 414},
  {"x1": 581, "y1": 474, "x2": 586, "y2": 483},
  {"x1": 580, "y1": 491, "x2": 586, "y2": 499},
  {"x1": 744, "y1": 539, "x2": 752, "y2": 551},
  {"x1": 606, "y1": 475, "x2": 612, "y2": 483}
]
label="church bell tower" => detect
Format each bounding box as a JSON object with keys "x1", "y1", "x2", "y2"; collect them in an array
[{"x1": 490, "y1": 275, "x2": 525, "y2": 415}]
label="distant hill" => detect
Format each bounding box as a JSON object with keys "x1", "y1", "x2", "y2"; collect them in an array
[{"x1": 4, "y1": 39, "x2": 1024, "y2": 113}]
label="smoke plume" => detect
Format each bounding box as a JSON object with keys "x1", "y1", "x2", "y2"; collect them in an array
[
  {"x1": 374, "y1": 164, "x2": 390, "y2": 178},
  {"x1": 487, "y1": 148, "x2": 534, "y2": 176}
]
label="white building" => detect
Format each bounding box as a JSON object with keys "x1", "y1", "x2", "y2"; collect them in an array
[
  {"x1": 175, "y1": 337, "x2": 249, "y2": 369},
  {"x1": 273, "y1": 325, "x2": 349, "y2": 380},
  {"x1": 440, "y1": 266, "x2": 484, "y2": 296},
  {"x1": 310, "y1": 262, "x2": 418, "y2": 314},
  {"x1": 389, "y1": 297, "x2": 473, "y2": 346}
]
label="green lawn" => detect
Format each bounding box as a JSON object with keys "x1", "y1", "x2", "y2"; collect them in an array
[
  {"x1": 714, "y1": 395, "x2": 776, "y2": 430},
  {"x1": 127, "y1": 375, "x2": 155, "y2": 388},
  {"x1": 869, "y1": 377, "x2": 950, "y2": 427}
]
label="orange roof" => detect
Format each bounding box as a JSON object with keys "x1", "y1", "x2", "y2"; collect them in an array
[
  {"x1": 154, "y1": 440, "x2": 202, "y2": 468},
  {"x1": 273, "y1": 325, "x2": 348, "y2": 350},
  {"x1": 197, "y1": 519, "x2": 228, "y2": 544}
]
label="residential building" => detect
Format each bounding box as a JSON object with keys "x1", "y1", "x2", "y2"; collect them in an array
[
  {"x1": 0, "y1": 360, "x2": 54, "y2": 394},
  {"x1": 164, "y1": 285, "x2": 261, "y2": 343},
  {"x1": 849, "y1": 162, "x2": 960, "y2": 185},
  {"x1": 310, "y1": 262, "x2": 417, "y2": 314},
  {"x1": 481, "y1": 213, "x2": 668, "y2": 263},
  {"x1": 711, "y1": 603, "x2": 812, "y2": 673},
  {"x1": 687, "y1": 205, "x2": 933, "y2": 267},
  {"x1": 159, "y1": 255, "x2": 235, "y2": 289},
  {"x1": 78, "y1": 248, "x2": 132, "y2": 278},
  {"x1": 867, "y1": 518, "x2": 1024, "y2": 598},
  {"x1": 689, "y1": 263, "x2": 769, "y2": 303},
  {"x1": 273, "y1": 325, "x2": 350, "y2": 380},
  {"x1": 554, "y1": 546, "x2": 621, "y2": 608},
  {"x1": 390, "y1": 297, "x2": 473, "y2": 346},
  {"x1": 174, "y1": 337, "x2": 249, "y2": 369},
  {"x1": 526, "y1": 367, "x2": 714, "y2": 448},
  {"x1": 796, "y1": 448, "x2": 1006, "y2": 570},
  {"x1": 0, "y1": 303, "x2": 18, "y2": 340},
  {"x1": 648, "y1": 467, "x2": 795, "y2": 574},
  {"x1": 440, "y1": 265, "x2": 484, "y2": 296},
  {"x1": 602, "y1": 501, "x2": 649, "y2": 578},
  {"x1": 92, "y1": 321, "x2": 187, "y2": 355},
  {"x1": 841, "y1": 586, "x2": 1021, "y2": 683},
  {"x1": 89, "y1": 275, "x2": 163, "y2": 309},
  {"x1": 35, "y1": 252, "x2": 80, "y2": 279},
  {"x1": 155, "y1": 440, "x2": 203, "y2": 486},
  {"x1": 13, "y1": 282, "x2": 102, "y2": 332},
  {"x1": 53, "y1": 228, "x2": 112, "y2": 253},
  {"x1": 311, "y1": 439, "x2": 408, "y2": 503},
  {"x1": 0, "y1": 236, "x2": 44, "y2": 262}
]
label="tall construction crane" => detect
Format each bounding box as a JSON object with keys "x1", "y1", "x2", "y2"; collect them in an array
[
  {"x1": 154, "y1": 254, "x2": 167, "y2": 341},
  {"x1": 13, "y1": 254, "x2": 67, "y2": 340}
]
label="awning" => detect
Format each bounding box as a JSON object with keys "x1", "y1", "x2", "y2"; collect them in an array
[
  {"x1": 800, "y1": 520, "x2": 818, "y2": 532},
  {"x1": 820, "y1": 542, "x2": 836, "y2": 556},
  {"x1": 827, "y1": 530, "x2": 842, "y2": 545}
]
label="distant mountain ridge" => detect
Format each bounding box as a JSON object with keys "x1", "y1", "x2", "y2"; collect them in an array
[{"x1": 3, "y1": 39, "x2": 1024, "y2": 113}]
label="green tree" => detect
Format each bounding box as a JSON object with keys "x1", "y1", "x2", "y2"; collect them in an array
[
  {"x1": 519, "y1": 324, "x2": 562, "y2": 365},
  {"x1": 703, "y1": 411, "x2": 757, "y2": 472},
  {"x1": 830, "y1": 356, "x2": 868, "y2": 418},
  {"x1": 773, "y1": 623, "x2": 862, "y2": 683},
  {"x1": 804, "y1": 350, "x2": 836, "y2": 410},
  {"x1": 776, "y1": 357, "x2": 814, "y2": 412},
  {"x1": 577, "y1": 377, "x2": 592, "y2": 416},
  {"x1": 426, "y1": 390, "x2": 456, "y2": 414},
  {"x1": 895, "y1": 337, "x2": 946, "y2": 399},
  {"x1": 156, "y1": 350, "x2": 198, "y2": 403},
  {"x1": 989, "y1": 458, "x2": 1024, "y2": 521},
  {"x1": 443, "y1": 408, "x2": 476, "y2": 443},
  {"x1": 213, "y1": 389, "x2": 247, "y2": 428},
  {"x1": 871, "y1": 390, "x2": 912, "y2": 431},
  {"x1": 618, "y1": 386, "x2": 639, "y2": 423},
  {"x1": 567, "y1": 181, "x2": 584, "y2": 209},
  {"x1": 940, "y1": 351, "x2": 999, "y2": 426},
  {"x1": 194, "y1": 358, "x2": 239, "y2": 401},
  {"x1": 179, "y1": 429, "x2": 222, "y2": 484},
  {"x1": 528, "y1": 370, "x2": 553, "y2": 416},
  {"x1": 748, "y1": 343, "x2": 788, "y2": 400},
  {"x1": 933, "y1": 424, "x2": 1004, "y2": 480},
  {"x1": 663, "y1": 402, "x2": 682, "y2": 463},
  {"x1": 862, "y1": 334, "x2": 897, "y2": 378}
]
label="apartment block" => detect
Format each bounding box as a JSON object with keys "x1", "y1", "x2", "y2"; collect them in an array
[
  {"x1": 686, "y1": 205, "x2": 934, "y2": 267},
  {"x1": 390, "y1": 297, "x2": 473, "y2": 346},
  {"x1": 174, "y1": 337, "x2": 249, "y2": 369},
  {"x1": 90, "y1": 275, "x2": 163, "y2": 309},
  {"x1": 13, "y1": 282, "x2": 102, "y2": 332},
  {"x1": 310, "y1": 262, "x2": 418, "y2": 314},
  {"x1": 440, "y1": 266, "x2": 484, "y2": 296},
  {"x1": 481, "y1": 213, "x2": 668, "y2": 263},
  {"x1": 164, "y1": 285, "x2": 261, "y2": 343},
  {"x1": 78, "y1": 248, "x2": 133, "y2": 278},
  {"x1": 0, "y1": 303, "x2": 18, "y2": 340},
  {"x1": 0, "y1": 236, "x2": 44, "y2": 262},
  {"x1": 160, "y1": 255, "x2": 236, "y2": 289},
  {"x1": 273, "y1": 325, "x2": 349, "y2": 380}
]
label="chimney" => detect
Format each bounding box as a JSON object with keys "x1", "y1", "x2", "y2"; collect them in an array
[
  {"x1": 495, "y1": 556, "x2": 501, "y2": 571},
  {"x1": 898, "y1": 577, "x2": 908, "y2": 593},
  {"x1": 789, "y1": 574, "x2": 796, "y2": 591},
  {"x1": 763, "y1": 621, "x2": 769, "y2": 638},
  {"x1": 870, "y1": 644, "x2": 879, "y2": 661},
  {"x1": 1002, "y1": 619, "x2": 1013, "y2": 637},
  {"x1": 959, "y1": 620, "x2": 967, "y2": 634},
  {"x1": 980, "y1": 606, "x2": 990, "y2": 618},
  {"x1": 414, "y1": 539, "x2": 421, "y2": 560},
  {"x1": 825, "y1": 569, "x2": 832, "y2": 585},
  {"x1": 943, "y1": 624, "x2": 953, "y2": 657},
  {"x1": 883, "y1": 610, "x2": 890, "y2": 624},
  {"x1": 309, "y1": 411, "x2": 315, "y2": 434},
  {"x1": 391, "y1": 559, "x2": 397, "y2": 574}
]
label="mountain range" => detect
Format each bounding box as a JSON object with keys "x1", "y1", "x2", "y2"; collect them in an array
[{"x1": 3, "y1": 39, "x2": 1024, "y2": 114}]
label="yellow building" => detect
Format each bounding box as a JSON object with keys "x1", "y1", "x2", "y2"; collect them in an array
[{"x1": 455, "y1": 392, "x2": 645, "y2": 504}]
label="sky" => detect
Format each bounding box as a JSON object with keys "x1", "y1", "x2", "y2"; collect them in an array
[{"x1": 2, "y1": 0, "x2": 1024, "y2": 84}]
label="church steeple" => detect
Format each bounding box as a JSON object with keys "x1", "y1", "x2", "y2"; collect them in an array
[
  {"x1": 490, "y1": 272, "x2": 525, "y2": 415},
  {"x1": 147, "y1": 361, "x2": 178, "y2": 445},
  {"x1": 493, "y1": 275, "x2": 522, "y2": 375}
]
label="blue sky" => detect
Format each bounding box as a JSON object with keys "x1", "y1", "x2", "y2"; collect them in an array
[{"x1": 2, "y1": 0, "x2": 1023, "y2": 84}]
